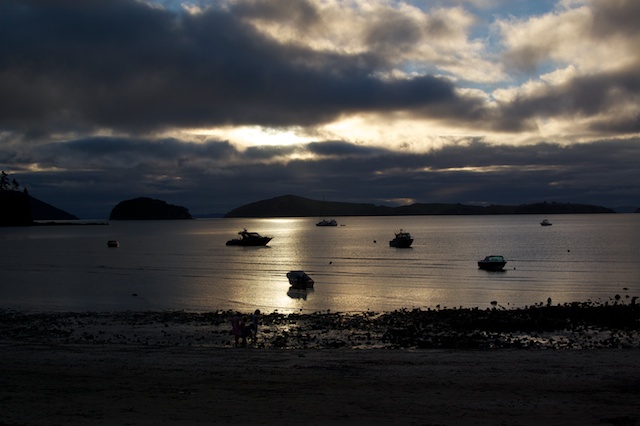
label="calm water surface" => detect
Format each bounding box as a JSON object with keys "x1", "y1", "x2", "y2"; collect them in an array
[{"x1": 1, "y1": 215, "x2": 638, "y2": 313}]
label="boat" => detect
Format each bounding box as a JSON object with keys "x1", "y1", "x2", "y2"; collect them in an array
[
  {"x1": 389, "y1": 230, "x2": 413, "y2": 248},
  {"x1": 226, "y1": 229, "x2": 272, "y2": 246},
  {"x1": 316, "y1": 197, "x2": 337, "y2": 226},
  {"x1": 107, "y1": 240, "x2": 119, "y2": 248},
  {"x1": 286, "y1": 270, "x2": 314, "y2": 289},
  {"x1": 478, "y1": 255, "x2": 507, "y2": 271},
  {"x1": 540, "y1": 218, "x2": 552, "y2": 226}
]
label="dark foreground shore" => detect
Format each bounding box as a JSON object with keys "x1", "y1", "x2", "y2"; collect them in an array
[{"x1": 1, "y1": 302, "x2": 639, "y2": 425}]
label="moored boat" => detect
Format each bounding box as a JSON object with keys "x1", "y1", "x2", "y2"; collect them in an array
[
  {"x1": 316, "y1": 218, "x2": 337, "y2": 226},
  {"x1": 226, "y1": 229, "x2": 272, "y2": 246},
  {"x1": 389, "y1": 230, "x2": 413, "y2": 248},
  {"x1": 286, "y1": 270, "x2": 314, "y2": 289},
  {"x1": 478, "y1": 255, "x2": 507, "y2": 271}
]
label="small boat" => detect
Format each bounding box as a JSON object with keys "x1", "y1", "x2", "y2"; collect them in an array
[
  {"x1": 107, "y1": 240, "x2": 119, "y2": 248},
  {"x1": 286, "y1": 270, "x2": 315, "y2": 289},
  {"x1": 540, "y1": 218, "x2": 552, "y2": 226},
  {"x1": 226, "y1": 229, "x2": 272, "y2": 246},
  {"x1": 389, "y1": 230, "x2": 413, "y2": 248},
  {"x1": 316, "y1": 218, "x2": 337, "y2": 227},
  {"x1": 478, "y1": 255, "x2": 507, "y2": 271}
]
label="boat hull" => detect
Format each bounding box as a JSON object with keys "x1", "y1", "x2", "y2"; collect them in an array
[
  {"x1": 226, "y1": 237, "x2": 272, "y2": 246},
  {"x1": 477, "y1": 261, "x2": 507, "y2": 271},
  {"x1": 389, "y1": 239, "x2": 413, "y2": 248}
]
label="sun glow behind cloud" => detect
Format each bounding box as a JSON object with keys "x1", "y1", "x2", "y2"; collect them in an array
[{"x1": 186, "y1": 126, "x2": 317, "y2": 149}]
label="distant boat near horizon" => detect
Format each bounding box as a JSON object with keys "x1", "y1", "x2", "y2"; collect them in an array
[
  {"x1": 540, "y1": 218, "x2": 552, "y2": 226},
  {"x1": 316, "y1": 218, "x2": 337, "y2": 227}
]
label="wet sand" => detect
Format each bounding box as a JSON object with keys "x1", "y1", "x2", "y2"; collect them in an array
[{"x1": 1, "y1": 304, "x2": 639, "y2": 425}]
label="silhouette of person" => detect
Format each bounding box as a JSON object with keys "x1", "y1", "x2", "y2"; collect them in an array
[
  {"x1": 240, "y1": 316, "x2": 252, "y2": 346},
  {"x1": 250, "y1": 309, "x2": 261, "y2": 343},
  {"x1": 231, "y1": 312, "x2": 243, "y2": 347}
]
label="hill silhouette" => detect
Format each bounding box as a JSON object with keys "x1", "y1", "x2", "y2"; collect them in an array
[
  {"x1": 224, "y1": 195, "x2": 615, "y2": 218},
  {"x1": 1, "y1": 190, "x2": 78, "y2": 225},
  {"x1": 109, "y1": 197, "x2": 192, "y2": 220}
]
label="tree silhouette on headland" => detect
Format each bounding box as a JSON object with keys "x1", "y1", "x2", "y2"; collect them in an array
[{"x1": 0, "y1": 171, "x2": 33, "y2": 226}]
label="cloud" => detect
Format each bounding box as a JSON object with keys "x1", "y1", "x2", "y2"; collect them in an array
[
  {"x1": 0, "y1": 0, "x2": 481, "y2": 137},
  {"x1": 3, "y1": 0, "x2": 636, "y2": 144},
  {"x1": 499, "y1": 0, "x2": 640, "y2": 74},
  {"x1": 10, "y1": 135, "x2": 639, "y2": 218},
  {"x1": 0, "y1": 0, "x2": 638, "y2": 216}
]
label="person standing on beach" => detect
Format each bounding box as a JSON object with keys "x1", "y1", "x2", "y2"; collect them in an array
[
  {"x1": 231, "y1": 312, "x2": 243, "y2": 347},
  {"x1": 250, "y1": 309, "x2": 260, "y2": 343}
]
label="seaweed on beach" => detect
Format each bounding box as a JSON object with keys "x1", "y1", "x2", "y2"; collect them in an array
[
  {"x1": 1, "y1": 299, "x2": 638, "y2": 350},
  {"x1": 379, "y1": 300, "x2": 640, "y2": 349}
]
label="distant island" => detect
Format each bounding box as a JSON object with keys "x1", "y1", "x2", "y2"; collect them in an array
[
  {"x1": 224, "y1": 195, "x2": 616, "y2": 218},
  {"x1": 109, "y1": 197, "x2": 192, "y2": 220}
]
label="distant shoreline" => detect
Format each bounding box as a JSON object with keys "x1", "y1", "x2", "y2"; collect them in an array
[
  {"x1": 224, "y1": 195, "x2": 617, "y2": 218},
  {"x1": 31, "y1": 221, "x2": 109, "y2": 226}
]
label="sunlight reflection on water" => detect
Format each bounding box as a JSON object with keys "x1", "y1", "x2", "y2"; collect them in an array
[{"x1": 0, "y1": 214, "x2": 638, "y2": 313}]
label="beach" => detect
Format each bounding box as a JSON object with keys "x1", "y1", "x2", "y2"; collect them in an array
[{"x1": 1, "y1": 304, "x2": 639, "y2": 425}]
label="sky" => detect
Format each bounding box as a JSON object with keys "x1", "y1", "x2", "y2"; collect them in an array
[{"x1": 1, "y1": 0, "x2": 639, "y2": 218}]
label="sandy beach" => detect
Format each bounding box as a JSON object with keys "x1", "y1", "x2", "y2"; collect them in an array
[{"x1": 1, "y1": 304, "x2": 639, "y2": 425}]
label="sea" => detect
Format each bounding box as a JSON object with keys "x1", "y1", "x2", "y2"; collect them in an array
[{"x1": 1, "y1": 214, "x2": 638, "y2": 314}]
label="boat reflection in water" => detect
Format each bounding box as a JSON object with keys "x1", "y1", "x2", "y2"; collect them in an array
[{"x1": 287, "y1": 287, "x2": 314, "y2": 300}]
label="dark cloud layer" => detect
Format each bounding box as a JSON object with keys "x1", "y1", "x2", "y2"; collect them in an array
[
  {"x1": 5, "y1": 0, "x2": 638, "y2": 136},
  {"x1": 0, "y1": 0, "x2": 461, "y2": 135},
  {"x1": 0, "y1": 0, "x2": 640, "y2": 134},
  {"x1": 11, "y1": 137, "x2": 639, "y2": 218}
]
